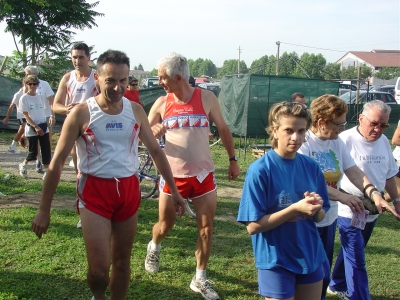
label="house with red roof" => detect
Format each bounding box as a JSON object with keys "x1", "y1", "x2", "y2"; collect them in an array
[{"x1": 336, "y1": 50, "x2": 400, "y2": 84}]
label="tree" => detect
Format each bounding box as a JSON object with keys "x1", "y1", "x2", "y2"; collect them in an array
[
  {"x1": 137, "y1": 63, "x2": 144, "y2": 71},
  {"x1": 0, "y1": 0, "x2": 104, "y2": 67},
  {"x1": 198, "y1": 59, "x2": 217, "y2": 78},
  {"x1": 340, "y1": 65, "x2": 372, "y2": 81},
  {"x1": 278, "y1": 52, "x2": 298, "y2": 77},
  {"x1": 323, "y1": 63, "x2": 341, "y2": 80},
  {"x1": 292, "y1": 53, "x2": 326, "y2": 79},
  {"x1": 249, "y1": 55, "x2": 270, "y2": 75},
  {"x1": 374, "y1": 67, "x2": 400, "y2": 81},
  {"x1": 149, "y1": 68, "x2": 158, "y2": 76},
  {"x1": 218, "y1": 59, "x2": 248, "y2": 77}
]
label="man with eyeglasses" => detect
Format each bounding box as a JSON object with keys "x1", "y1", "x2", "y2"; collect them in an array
[
  {"x1": 290, "y1": 92, "x2": 307, "y2": 104},
  {"x1": 124, "y1": 76, "x2": 144, "y2": 106},
  {"x1": 328, "y1": 100, "x2": 400, "y2": 300}
]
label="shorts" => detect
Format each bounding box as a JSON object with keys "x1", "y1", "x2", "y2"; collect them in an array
[
  {"x1": 76, "y1": 173, "x2": 141, "y2": 222},
  {"x1": 160, "y1": 172, "x2": 216, "y2": 199},
  {"x1": 258, "y1": 264, "x2": 324, "y2": 298},
  {"x1": 18, "y1": 118, "x2": 26, "y2": 125}
]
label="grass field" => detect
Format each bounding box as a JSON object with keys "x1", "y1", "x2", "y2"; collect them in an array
[{"x1": 0, "y1": 132, "x2": 399, "y2": 299}]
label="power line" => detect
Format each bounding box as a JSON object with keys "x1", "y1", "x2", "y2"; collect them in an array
[{"x1": 280, "y1": 42, "x2": 346, "y2": 53}]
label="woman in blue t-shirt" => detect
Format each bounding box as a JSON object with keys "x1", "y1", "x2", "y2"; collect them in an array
[{"x1": 237, "y1": 101, "x2": 330, "y2": 300}]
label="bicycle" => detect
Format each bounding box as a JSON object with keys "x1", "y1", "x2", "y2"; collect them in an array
[{"x1": 137, "y1": 143, "x2": 196, "y2": 219}]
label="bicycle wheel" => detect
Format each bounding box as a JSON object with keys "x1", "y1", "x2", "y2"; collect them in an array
[
  {"x1": 138, "y1": 153, "x2": 159, "y2": 199},
  {"x1": 185, "y1": 198, "x2": 196, "y2": 219}
]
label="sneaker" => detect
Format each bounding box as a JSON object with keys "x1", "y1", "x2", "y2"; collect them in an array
[
  {"x1": 77, "y1": 219, "x2": 82, "y2": 229},
  {"x1": 190, "y1": 275, "x2": 220, "y2": 300},
  {"x1": 19, "y1": 163, "x2": 27, "y2": 178},
  {"x1": 69, "y1": 160, "x2": 75, "y2": 167},
  {"x1": 145, "y1": 241, "x2": 160, "y2": 273},
  {"x1": 327, "y1": 287, "x2": 350, "y2": 300},
  {"x1": 35, "y1": 161, "x2": 43, "y2": 173},
  {"x1": 8, "y1": 145, "x2": 20, "y2": 154}
]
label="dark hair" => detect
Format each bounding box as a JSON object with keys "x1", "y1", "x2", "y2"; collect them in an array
[
  {"x1": 71, "y1": 42, "x2": 90, "y2": 57},
  {"x1": 266, "y1": 101, "x2": 312, "y2": 149},
  {"x1": 96, "y1": 50, "x2": 130, "y2": 73},
  {"x1": 129, "y1": 76, "x2": 138, "y2": 84},
  {"x1": 290, "y1": 92, "x2": 305, "y2": 102}
]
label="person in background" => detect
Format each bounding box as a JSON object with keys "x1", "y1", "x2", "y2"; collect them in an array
[
  {"x1": 189, "y1": 76, "x2": 196, "y2": 87},
  {"x1": 298, "y1": 94, "x2": 398, "y2": 300},
  {"x1": 24, "y1": 65, "x2": 55, "y2": 173},
  {"x1": 145, "y1": 52, "x2": 240, "y2": 300},
  {"x1": 2, "y1": 79, "x2": 27, "y2": 154},
  {"x1": 18, "y1": 75, "x2": 51, "y2": 180},
  {"x1": 238, "y1": 101, "x2": 329, "y2": 300},
  {"x1": 328, "y1": 100, "x2": 400, "y2": 300},
  {"x1": 386, "y1": 120, "x2": 400, "y2": 202},
  {"x1": 31, "y1": 49, "x2": 185, "y2": 300},
  {"x1": 124, "y1": 76, "x2": 144, "y2": 106},
  {"x1": 290, "y1": 92, "x2": 306, "y2": 104}
]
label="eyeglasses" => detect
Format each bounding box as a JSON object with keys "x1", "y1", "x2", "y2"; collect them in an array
[
  {"x1": 330, "y1": 120, "x2": 347, "y2": 130},
  {"x1": 129, "y1": 83, "x2": 138, "y2": 87},
  {"x1": 27, "y1": 82, "x2": 38, "y2": 86},
  {"x1": 361, "y1": 114, "x2": 389, "y2": 129}
]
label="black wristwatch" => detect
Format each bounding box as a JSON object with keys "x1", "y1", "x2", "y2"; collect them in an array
[{"x1": 229, "y1": 155, "x2": 238, "y2": 161}]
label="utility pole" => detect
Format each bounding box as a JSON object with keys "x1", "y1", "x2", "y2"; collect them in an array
[
  {"x1": 275, "y1": 41, "x2": 280, "y2": 76},
  {"x1": 238, "y1": 46, "x2": 241, "y2": 76}
]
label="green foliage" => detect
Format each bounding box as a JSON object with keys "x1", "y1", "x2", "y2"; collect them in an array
[
  {"x1": 278, "y1": 52, "x2": 298, "y2": 76},
  {"x1": 188, "y1": 58, "x2": 217, "y2": 78},
  {"x1": 218, "y1": 59, "x2": 248, "y2": 77},
  {"x1": 374, "y1": 67, "x2": 400, "y2": 81},
  {"x1": 137, "y1": 63, "x2": 144, "y2": 71},
  {"x1": 323, "y1": 62, "x2": 341, "y2": 80},
  {"x1": 149, "y1": 68, "x2": 158, "y2": 76},
  {"x1": 4, "y1": 50, "x2": 26, "y2": 80},
  {"x1": 0, "y1": 0, "x2": 104, "y2": 67},
  {"x1": 292, "y1": 53, "x2": 326, "y2": 79},
  {"x1": 340, "y1": 65, "x2": 372, "y2": 81}
]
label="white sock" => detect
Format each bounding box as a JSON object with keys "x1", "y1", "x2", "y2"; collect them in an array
[
  {"x1": 196, "y1": 269, "x2": 206, "y2": 281},
  {"x1": 149, "y1": 240, "x2": 161, "y2": 252},
  {"x1": 11, "y1": 140, "x2": 17, "y2": 146}
]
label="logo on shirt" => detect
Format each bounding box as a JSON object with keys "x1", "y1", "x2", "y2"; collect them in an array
[
  {"x1": 76, "y1": 87, "x2": 86, "y2": 93},
  {"x1": 164, "y1": 115, "x2": 209, "y2": 130},
  {"x1": 106, "y1": 120, "x2": 123, "y2": 131}
]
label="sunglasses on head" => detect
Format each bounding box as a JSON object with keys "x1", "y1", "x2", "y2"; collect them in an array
[
  {"x1": 27, "y1": 82, "x2": 38, "y2": 86},
  {"x1": 129, "y1": 83, "x2": 138, "y2": 86},
  {"x1": 281, "y1": 101, "x2": 308, "y2": 111}
]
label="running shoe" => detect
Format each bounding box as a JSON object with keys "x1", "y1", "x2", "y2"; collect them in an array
[
  {"x1": 35, "y1": 160, "x2": 43, "y2": 173},
  {"x1": 327, "y1": 287, "x2": 350, "y2": 300},
  {"x1": 19, "y1": 163, "x2": 27, "y2": 178},
  {"x1": 190, "y1": 275, "x2": 220, "y2": 300},
  {"x1": 8, "y1": 145, "x2": 20, "y2": 154},
  {"x1": 145, "y1": 241, "x2": 160, "y2": 273},
  {"x1": 77, "y1": 219, "x2": 82, "y2": 229}
]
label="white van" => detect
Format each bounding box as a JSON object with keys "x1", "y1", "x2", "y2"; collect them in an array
[{"x1": 395, "y1": 77, "x2": 400, "y2": 104}]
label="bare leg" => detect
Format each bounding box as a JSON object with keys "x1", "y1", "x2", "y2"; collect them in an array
[
  {"x1": 13, "y1": 124, "x2": 25, "y2": 142},
  {"x1": 80, "y1": 209, "x2": 112, "y2": 300},
  {"x1": 72, "y1": 145, "x2": 78, "y2": 174},
  {"x1": 294, "y1": 281, "x2": 322, "y2": 300},
  {"x1": 192, "y1": 191, "x2": 217, "y2": 270},
  {"x1": 151, "y1": 192, "x2": 177, "y2": 244},
  {"x1": 109, "y1": 213, "x2": 138, "y2": 299}
]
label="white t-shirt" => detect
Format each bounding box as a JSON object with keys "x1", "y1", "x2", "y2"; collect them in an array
[
  {"x1": 11, "y1": 89, "x2": 24, "y2": 119},
  {"x1": 36, "y1": 79, "x2": 54, "y2": 117},
  {"x1": 338, "y1": 126, "x2": 398, "y2": 222},
  {"x1": 298, "y1": 130, "x2": 356, "y2": 227},
  {"x1": 20, "y1": 94, "x2": 48, "y2": 137}
]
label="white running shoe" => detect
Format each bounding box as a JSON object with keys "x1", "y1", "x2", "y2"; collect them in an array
[
  {"x1": 8, "y1": 145, "x2": 20, "y2": 154},
  {"x1": 190, "y1": 275, "x2": 220, "y2": 300},
  {"x1": 69, "y1": 160, "x2": 75, "y2": 167},
  {"x1": 76, "y1": 219, "x2": 82, "y2": 229},
  {"x1": 327, "y1": 287, "x2": 350, "y2": 300},
  {"x1": 145, "y1": 241, "x2": 160, "y2": 273},
  {"x1": 19, "y1": 163, "x2": 27, "y2": 178}
]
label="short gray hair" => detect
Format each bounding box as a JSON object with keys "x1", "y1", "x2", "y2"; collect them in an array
[
  {"x1": 156, "y1": 52, "x2": 189, "y2": 81},
  {"x1": 24, "y1": 65, "x2": 39, "y2": 75},
  {"x1": 362, "y1": 100, "x2": 391, "y2": 116}
]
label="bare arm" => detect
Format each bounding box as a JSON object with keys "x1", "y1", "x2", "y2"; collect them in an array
[
  {"x1": 392, "y1": 125, "x2": 400, "y2": 146},
  {"x1": 147, "y1": 96, "x2": 167, "y2": 138},
  {"x1": 31, "y1": 103, "x2": 88, "y2": 238},
  {"x1": 2, "y1": 104, "x2": 16, "y2": 124},
  {"x1": 53, "y1": 73, "x2": 71, "y2": 115},
  {"x1": 206, "y1": 90, "x2": 240, "y2": 180},
  {"x1": 385, "y1": 177, "x2": 400, "y2": 217},
  {"x1": 246, "y1": 192, "x2": 324, "y2": 234}
]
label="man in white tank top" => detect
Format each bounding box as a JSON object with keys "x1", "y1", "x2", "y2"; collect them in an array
[
  {"x1": 32, "y1": 50, "x2": 185, "y2": 300},
  {"x1": 145, "y1": 52, "x2": 240, "y2": 300}
]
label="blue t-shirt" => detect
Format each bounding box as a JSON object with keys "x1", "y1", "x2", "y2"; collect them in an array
[{"x1": 237, "y1": 149, "x2": 330, "y2": 274}]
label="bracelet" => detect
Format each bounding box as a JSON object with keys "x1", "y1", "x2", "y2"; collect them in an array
[
  {"x1": 392, "y1": 198, "x2": 400, "y2": 203},
  {"x1": 369, "y1": 190, "x2": 380, "y2": 201},
  {"x1": 363, "y1": 184, "x2": 374, "y2": 197}
]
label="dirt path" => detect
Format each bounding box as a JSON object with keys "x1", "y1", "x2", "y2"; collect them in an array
[{"x1": 0, "y1": 135, "x2": 243, "y2": 210}]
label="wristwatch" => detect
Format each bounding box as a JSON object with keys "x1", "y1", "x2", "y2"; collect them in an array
[{"x1": 229, "y1": 155, "x2": 238, "y2": 161}]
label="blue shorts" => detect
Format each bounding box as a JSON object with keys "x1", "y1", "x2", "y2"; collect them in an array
[{"x1": 258, "y1": 264, "x2": 324, "y2": 298}]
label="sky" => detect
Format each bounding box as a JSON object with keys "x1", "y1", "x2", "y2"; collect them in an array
[{"x1": 0, "y1": 0, "x2": 399, "y2": 72}]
